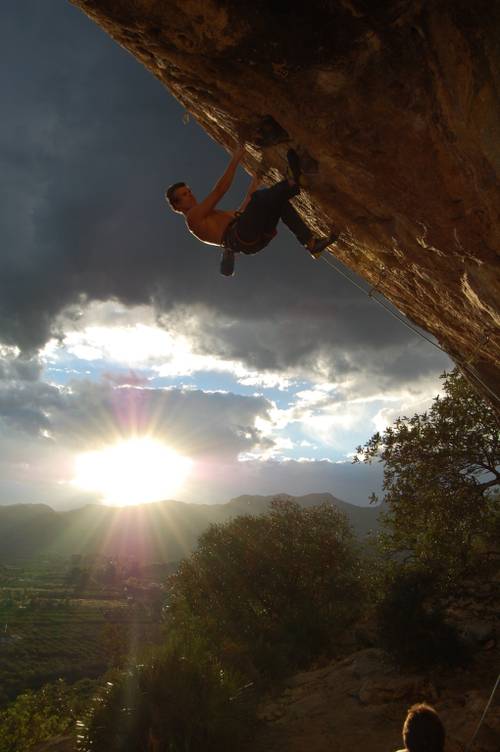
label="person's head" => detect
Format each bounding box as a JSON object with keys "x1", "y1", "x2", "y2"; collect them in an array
[
  {"x1": 165, "y1": 182, "x2": 197, "y2": 214},
  {"x1": 402, "y1": 703, "x2": 445, "y2": 752}
]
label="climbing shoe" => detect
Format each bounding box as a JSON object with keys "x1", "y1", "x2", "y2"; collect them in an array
[
  {"x1": 307, "y1": 230, "x2": 338, "y2": 259},
  {"x1": 286, "y1": 148, "x2": 302, "y2": 185},
  {"x1": 220, "y1": 248, "x2": 235, "y2": 277}
]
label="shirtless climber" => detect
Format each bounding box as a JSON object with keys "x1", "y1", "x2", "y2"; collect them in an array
[{"x1": 165, "y1": 145, "x2": 337, "y2": 276}]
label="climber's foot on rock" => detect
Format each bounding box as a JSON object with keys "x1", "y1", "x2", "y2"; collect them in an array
[
  {"x1": 254, "y1": 115, "x2": 290, "y2": 147},
  {"x1": 307, "y1": 230, "x2": 338, "y2": 259}
]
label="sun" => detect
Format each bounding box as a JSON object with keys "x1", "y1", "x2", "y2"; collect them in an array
[{"x1": 73, "y1": 437, "x2": 193, "y2": 507}]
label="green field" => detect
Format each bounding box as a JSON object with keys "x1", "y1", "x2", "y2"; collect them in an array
[{"x1": 0, "y1": 558, "x2": 167, "y2": 706}]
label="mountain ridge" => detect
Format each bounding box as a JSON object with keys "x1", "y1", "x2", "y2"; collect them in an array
[{"x1": 0, "y1": 493, "x2": 380, "y2": 563}]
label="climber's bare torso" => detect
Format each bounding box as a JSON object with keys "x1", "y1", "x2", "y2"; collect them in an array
[{"x1": 187, "y1": 207, "x2": 236, "y2": 246}]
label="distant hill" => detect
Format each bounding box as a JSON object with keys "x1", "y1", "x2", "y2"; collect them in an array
[
  {"x1": 0, "y1": 494, "x2": 381, "y2": 564},
  {"x1": 227, "y1": 494, "x2": 380, "y2": 538}
]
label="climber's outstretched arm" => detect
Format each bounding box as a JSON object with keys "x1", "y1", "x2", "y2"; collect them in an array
[
  {"x1": 238, "y1": 174, "x2": 261, "y2": 213},
  {"x1": 189, "y1": 146, "x2": 245, "y2": 221}
]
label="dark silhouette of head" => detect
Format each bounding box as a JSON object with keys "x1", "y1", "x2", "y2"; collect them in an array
[
  {"x1": 165, "y1": 182, "x2": 185, "y2": 208},
  {"x1": 402, "y1": 704, "x2": 445, "y2": 752},
  {"x1": 165, "y1": 182, "x2": 197, "y2": 214}
]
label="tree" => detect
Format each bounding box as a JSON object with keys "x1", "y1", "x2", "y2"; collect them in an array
[
  {"x1": 375, "y1": 567, "x2": 466, "y2": 670},
  {"x1": 77, "y1": 649, "x2": 250, "y2": 752},
  {"x1": 0, "y1": 680, "x2": 76, "y2": 752},
  {"x1": 168, "y1": 498, "x2": 362, "y2": 677},
  {"x1": 356, "y1": 369, "x2": 499, "y2": 579}
]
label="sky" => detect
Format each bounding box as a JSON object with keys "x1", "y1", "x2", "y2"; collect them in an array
[{"x1": 0, "y1": 1, "x2": 452, "y2": 510}]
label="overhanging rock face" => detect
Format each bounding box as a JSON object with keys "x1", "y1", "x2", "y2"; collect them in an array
[{"x1": 70, "y1": 0, "x2": 500, "y2": 410}]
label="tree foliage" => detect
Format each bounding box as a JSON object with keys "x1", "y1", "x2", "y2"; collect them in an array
[
  {"x1": 75, "y1": 499, "x2": 362, "y2": 750},
  {"x1": 168, "y1": 498, "x2": 363, "y2": 677},
  {"x1": 0, "y1": 679, "x2": 96, "y2": 752},
  {"x1": 376, "y1": 567, "x2": 466, "y2": 670},
  {"x1": 356, "y1": 370, "x2": 499, "y2": 578},
  {"x1": 76, "y1": 648, "x2": 250, "y2": 752}
]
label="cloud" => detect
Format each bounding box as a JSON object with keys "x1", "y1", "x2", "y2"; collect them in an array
[
  {"x1": 42, "y1": 302, "x2": 296, "y2": 390},
  {"x1": 0, "y1": 372, "x2": 274, "y2": 458},
  {"x1": 0, "y1": 347, "x2": 42, "y2": 381},
  {"x1": 102, "y1": 370, "x2": 149, "y2": 387},
  {"x1": 0, "y1": 380, "x2": 61, "y2": 436}
]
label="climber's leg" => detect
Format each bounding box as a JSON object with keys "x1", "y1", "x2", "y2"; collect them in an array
[
  {"x1": 280, "y1": 203, "x2": 312, "y2": 246},
  {"x1": 226, "y1": 178, "x2": 337, "y2": 259},
  {"x1": 235, "y1": 180, "x2": 300, "y2": 242},
  {"x1": 220, "y1": 180, "x2": 298, "y2": 265},
  {"x1": 280, "y1": 203, "x2": 338, "y2": 259}
]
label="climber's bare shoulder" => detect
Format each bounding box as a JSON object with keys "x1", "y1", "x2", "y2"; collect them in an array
[{"x1": 186, "y1": 207, "x2": 236, "y2": 246}]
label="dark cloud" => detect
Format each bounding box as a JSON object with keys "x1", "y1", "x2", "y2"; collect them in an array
[
  {"x1": 0, "y1": 381, "x2": 61, "y2": 435},
  {"x1": 0, "y1": 351, "x2": 42, "y2": 381},
  {"x1": 158, "y1": 303, "x2": 449, "y2": 390},
  {"x1": 56, "y1": 382, "x2": 274, "y2": 460},
  {"x1": 1, "y1": 1, "x2": 451, "y2": 386},
  {"x1": 0, "y1": 376, "x2": 274, "y2": 461}
]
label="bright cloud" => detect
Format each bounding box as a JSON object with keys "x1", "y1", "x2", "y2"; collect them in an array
[{"x1": 42, "y1": 301, "x2": 295, "y2": 390}]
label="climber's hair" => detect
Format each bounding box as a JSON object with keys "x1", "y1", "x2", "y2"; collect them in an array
[
  {"x1": 165, "y1": 182, "x2": 186, "y2": 211},
  {"x1": 402, "y1": 704, "x2": 445, "y2": 752}
]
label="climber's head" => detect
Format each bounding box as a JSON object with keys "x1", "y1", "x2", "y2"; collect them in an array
[
  {"x1": 402, "y1": 704, "x2": 445, "y2": 752},
  {"x1": 165, "y1": 182, "x2": 197, "y2": 213}
]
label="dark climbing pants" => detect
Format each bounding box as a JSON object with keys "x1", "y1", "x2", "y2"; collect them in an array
[{"x1": 222, "y1": 180, "x2": 312, "y2": 255}]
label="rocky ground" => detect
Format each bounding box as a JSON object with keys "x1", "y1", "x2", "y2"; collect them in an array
[{"x1": 253, "y1": 646, "x2": 500, "y2": 752}]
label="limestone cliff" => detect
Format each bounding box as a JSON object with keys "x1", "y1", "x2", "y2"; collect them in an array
[{"x1": 69, "y1": 0, "x2": 500, "y2": 409}]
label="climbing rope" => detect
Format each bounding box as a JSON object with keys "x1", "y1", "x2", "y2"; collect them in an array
[
  {"x1": 465, "y1": 673, "x2": 500, "y2": 751},
  {"x1": 319, "y1": 249, "x2": 500, "y2": 405}
]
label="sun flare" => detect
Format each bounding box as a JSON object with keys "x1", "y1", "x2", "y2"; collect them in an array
[{"x1": 73, "y1": 438, "x2": 192, "y2": 507}]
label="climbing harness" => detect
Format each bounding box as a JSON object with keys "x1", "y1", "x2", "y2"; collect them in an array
[
  {"x1": 319, "y1": 245, "x2": 500, "y2": 406},
  {"x1": 465, "y1": 673, "x2": 500, "y2": 751},
  {"x1": 222, "y1": 212, "x2": 277, "y2": 255}
]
